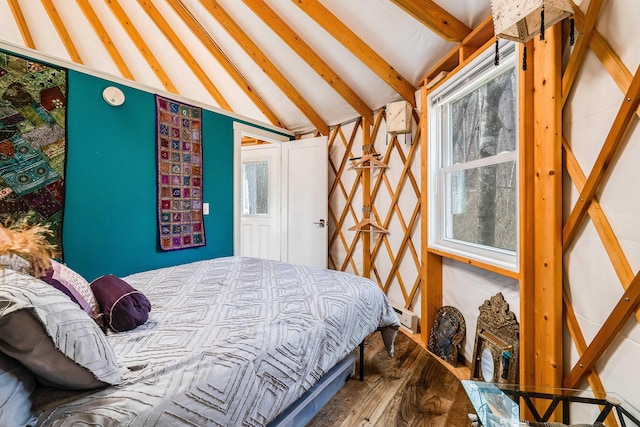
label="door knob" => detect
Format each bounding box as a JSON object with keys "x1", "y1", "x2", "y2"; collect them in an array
[{"x1": 313, "y1": 219, "x2": 325, "y2": 228}]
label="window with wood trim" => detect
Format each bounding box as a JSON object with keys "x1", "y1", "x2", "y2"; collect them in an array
[
  {"x1": 242, "y1": 161, "x2": 269, "y2": 215},
  {"x1": 428, "y1": 41, "x2": 519, "y2": 271}
]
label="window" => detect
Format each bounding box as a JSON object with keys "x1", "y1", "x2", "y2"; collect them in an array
[
  {"x1": 242, "y1": 161, "x2": 269, "y2": 215},
  {"x1": 428, "y1": 42, "x2": 519, "y2": 271}
]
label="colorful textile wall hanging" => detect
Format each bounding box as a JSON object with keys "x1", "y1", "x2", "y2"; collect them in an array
[
  {"x1": 0, "y1": 51, "x2": 67, "y2": 253},
  {"x1": 155, "y1": 95, "x2": 205, "y2": 251}
]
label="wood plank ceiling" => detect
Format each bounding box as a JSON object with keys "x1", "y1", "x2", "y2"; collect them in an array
[{"x1": 0, "y1": 0, "x2": 489, "y2": 134}]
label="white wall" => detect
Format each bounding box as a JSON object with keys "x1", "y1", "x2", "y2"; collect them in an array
[{"x1": 442, "y1": 259, "x2": 519, "y2": 363}]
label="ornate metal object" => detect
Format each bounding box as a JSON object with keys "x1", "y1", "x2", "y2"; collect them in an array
[
  {"x1": 471, "y1": 292, "x2": 520, "y2": 384},
  {"x1": 428, "y1": 306, "x2": 466, "y2": 366}
]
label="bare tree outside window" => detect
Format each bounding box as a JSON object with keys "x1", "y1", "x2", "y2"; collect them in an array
[
  {"x1": 242, "y1": 161, "x2": 269, "y2": 215},
  {"x1": 448, "y1": 69, "x2": 517, "y2": 251},
  {"x1": 429, "y1": 41, "x2": 518, "y2": 269}
]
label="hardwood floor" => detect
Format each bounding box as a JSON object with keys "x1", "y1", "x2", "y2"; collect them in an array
[{"x1": 307, "y1": 331, "x2": 475, "y2": 427}]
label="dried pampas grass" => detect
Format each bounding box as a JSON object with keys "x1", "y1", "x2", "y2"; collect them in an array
[{"x1": 0, "y1": 220, "x2": 58, "y2": 277}]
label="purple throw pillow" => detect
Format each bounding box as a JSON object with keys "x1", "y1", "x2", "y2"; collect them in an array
[{"x1": 90, "y1": 275, "x2": 151, "y2": 332}]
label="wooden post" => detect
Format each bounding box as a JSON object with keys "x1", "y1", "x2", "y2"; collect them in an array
[
  {"x1": 362, "y1": 119, "x2": 372, "y2": 278},
  {"x1": 420, "y1": 84, "x2": 443, "y2": 345},
  {"x1": 519, "y1": 40, "x2": 536, "y2": 390},
  {"x1": 532, "y1": 25, "x2": 564, "y2": 389}
]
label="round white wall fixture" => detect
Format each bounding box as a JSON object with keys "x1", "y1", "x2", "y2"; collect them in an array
[{"x1": 102, "y1": 86, "x2": 125, "y2": 106}]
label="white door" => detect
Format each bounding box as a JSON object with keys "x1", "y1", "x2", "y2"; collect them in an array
[
  {"x1": 282, "y1": 136, "x2": 328, "y2": 268},
  {"x1": 233, "y1": 124, "x2": 328, "y2": 268},
  {"x1": 240, "y1": 143, "x2": 281, "y2": 261}
]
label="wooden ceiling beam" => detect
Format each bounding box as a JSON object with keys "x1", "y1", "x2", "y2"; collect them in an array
[
  {"x1": 388, "y1": 0, "x2": 471, "y2": 42},
  {"x1": 198, "y1": 0, "x2": 329, "y2": 135},
  {"x1": 41, "y1": 0, "x2": 83, "y2": 63},
  {"x1": 7, "y1": 0, "x2": 35, "y2": 49},
  {"x1": 165, "y1": 0, "x2": 284, "y2": 128},
  {"x1": 243, "y1": 0, "x2": 374, "y2": 124},
  {"x1": 76, "y1": 0, "x2": 133, "y2": 80},
  {"x1": 135, "y1": 0, "x2": 232, "y2": 110},
  {"x1": 104, "y1": 0, "x2": 177, "y2": 93},
  {"x1": 293, "y1": 0, "x2": 416, "y2": 107}
]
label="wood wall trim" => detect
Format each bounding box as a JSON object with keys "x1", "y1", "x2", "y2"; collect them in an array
[
  {"x1": 136, "y1": 0, "x2": 232, "y2": 110},
  {"x1": 563, "y1": 137, "x2": 639, "y2": 322},
  {"x1": 388, "y1": 0, "x2": 471, "y2": 42},
  {"x1": 562, "y1": 67, "x2": 640, "y2": 249},
  {"x1": 200, "y1": 0, "x2": 328, "y2": 135},
  {"x1": 425, "y1": 247, "x2": 520, "y2": 280},
  {"x1": 518, "y1": 40, "x2": 536, "y2": 390},
  {"x1": 293, "y1": 0, "x2": 417, "y2": 107},
  {"x1": 77, "y1": 0, "x2": 133, "y2": 80},
  {"x1": 571, "y1": 2, "x2": 640, "y2": 120},
  {"x1": 41, "y1": 0, "x2": 83, "y2": 63},
  {"x1": 328, "y1": 121, "x2": 362, "y2": 274},
  {"x1": 562, "y1": 289, "x2": 618, "y2": 426},
  {"x1": 243, "y1": 0, "x2": 373, "y2": 124},
  {"x1": 422, "y1": 14, "x2": 494, "y2": 86},
  {"x1": 532, "y1": 25, "x2": 563, "y2": 389},
  {"x1": 420, "y1": 84, "x2": 442, "y2": 343},
  {"x1": 418, "y1": 13, "x2": 497, "y2": 345},
  {"x1": 564, "y1": 272, "x2": 640, "y2": 389},
  {"x1": 362, "y1": 119, "x2": 372, "y2": 278},
  {"x1": 561, "y1": 0, "x2": 602, "y2": 106},
  {"x1": 165, "y1": 0, "x2": 283, "y2": 128},
  {"x1": 8, "y1": 0, "x2": 35, "y2": 49},
  {"x1": 105, "y1": 0, "x2": 178, "y2": 93}
]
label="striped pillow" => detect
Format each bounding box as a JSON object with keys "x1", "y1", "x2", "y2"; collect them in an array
[{"x1": 0, "y1": 270, "x2": 122, "y2": 389}]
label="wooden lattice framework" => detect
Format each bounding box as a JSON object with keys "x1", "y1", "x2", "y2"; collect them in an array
[
  {"x1": 327, "y1": 109, "x2": 423, "y2": 322},
  {"x1": 416, "y1": 1, "x2": 640, "y2": 409},
  {"x1": 560, "y1": 2, "x2": 640, "y2": 394}
]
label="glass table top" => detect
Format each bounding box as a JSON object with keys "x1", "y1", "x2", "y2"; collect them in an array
[{"x1": 462, "y1": 380, "x2": 640, "y2": 427}]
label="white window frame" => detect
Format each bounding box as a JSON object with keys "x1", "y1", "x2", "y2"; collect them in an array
[{"x1": 428, "y1": 41, "x2": 519, "y2": 272}]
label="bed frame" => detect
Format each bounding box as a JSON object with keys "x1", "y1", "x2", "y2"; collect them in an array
[{"x1": 269, "y1": 342, "x2": 366, "y2": 426}]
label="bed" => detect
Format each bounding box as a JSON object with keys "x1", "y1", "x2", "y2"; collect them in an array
[{"x1": 0, "y1": 256, "x2": 400, "y2": 426}]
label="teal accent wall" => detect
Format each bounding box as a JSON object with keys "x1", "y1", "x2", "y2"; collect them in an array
[{"x1": 65, "y1": 71, "x2": 235, "y2": 279}]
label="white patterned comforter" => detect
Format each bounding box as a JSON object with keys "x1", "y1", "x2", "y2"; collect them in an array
[{"x1": 32, "y1": 257, "x2": 400, "y2": 426}]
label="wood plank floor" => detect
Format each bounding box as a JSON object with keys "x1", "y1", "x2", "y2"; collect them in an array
[{"x1": 307, "y1": 331, "x2": 475, "y2": 427}]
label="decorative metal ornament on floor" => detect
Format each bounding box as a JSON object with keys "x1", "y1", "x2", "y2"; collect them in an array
[
  {"x1": 427, "y1": 306, "x2": 466, "y2": 366},
  {"x1": 470, "y1": 292, "x2": 520, "y2": 384}
]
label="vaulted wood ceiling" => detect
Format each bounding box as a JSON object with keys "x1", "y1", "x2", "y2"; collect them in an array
[{"x1": 0, "y1": 0, "x2": 491, "y2": 134}]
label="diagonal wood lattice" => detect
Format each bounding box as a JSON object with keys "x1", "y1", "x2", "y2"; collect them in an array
[
  {"x1": 328, "y1": 109, "x2": 422, "y2": 312},
  {"x1": 561, "y1": 0, "x2": 640, "y2": 401}
]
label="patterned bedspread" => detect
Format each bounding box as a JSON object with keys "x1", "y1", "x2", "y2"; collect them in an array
[{"x1": 32, "y1": 257, "x2": 400, "y2": 426}]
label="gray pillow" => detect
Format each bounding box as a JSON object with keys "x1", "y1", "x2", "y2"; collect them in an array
[
  {"x1": 0, "y1": 269, "x2": 123, "y2": 389},
  {"x1": 0, "y1": 353, "x2": 36, "y2": 427},
  {"x1": 0, "y1": 254, "x2": 31, "y2": 274}
]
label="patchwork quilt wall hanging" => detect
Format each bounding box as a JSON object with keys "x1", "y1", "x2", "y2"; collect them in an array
[
  {"x1": 0, "y1": 51, "x2": 67, "y2": 253},
  {"x1": 155, "y1": 95, "x2": 205, "y2": 251}
]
